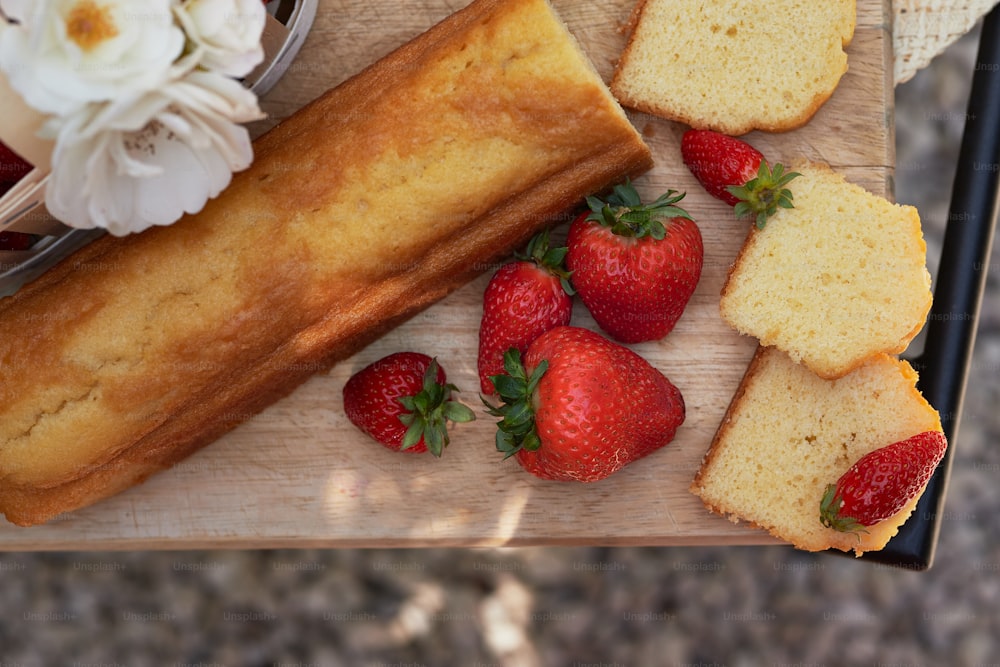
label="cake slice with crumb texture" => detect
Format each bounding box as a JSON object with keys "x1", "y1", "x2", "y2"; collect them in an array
[
  {"x1": 691, "y1": 346, "x2": 942, "y2": 556},
  {"x1": 610, "y1": 0, "x2": 856, "y2": 134},
  {"x1": 719, "y1": 161, "x2": 932, "y2": 380}
]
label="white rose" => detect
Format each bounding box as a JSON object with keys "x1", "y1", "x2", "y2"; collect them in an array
[
  {"x1": 0, "y1": 0, "x2": 184, "y2": 116},
  {"x1": 174, "y1": 0, "x2": 266, "y2": 78},
  {"x1": 44, "y1": 68, "x2": 264, "y2": 236},
  {"x1": 0, "y1": 0, "x2": 28, "y2": 21}
]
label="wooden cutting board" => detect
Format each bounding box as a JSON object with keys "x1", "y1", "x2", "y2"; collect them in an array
[{"x1": 0, "y1": 0, "x2": 895, "y2": 549}]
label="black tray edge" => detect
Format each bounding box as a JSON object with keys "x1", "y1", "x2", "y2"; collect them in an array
[{"x1": 848, "y1": 5, "x2": 1000, "y2": 570}]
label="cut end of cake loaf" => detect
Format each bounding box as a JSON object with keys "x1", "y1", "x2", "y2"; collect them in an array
[
  {"x1": 0, "y1": 0, "x2": 651, "y2": 526},
  {"x1": 690, "y1": 346, "x2": 943, "y2": 556},
  {"x1": 720, "y1": 161, "x2": 932, "y2": 380},
  {"x1": 610, "y1": 0, "x2": 856, "y2": 135}
]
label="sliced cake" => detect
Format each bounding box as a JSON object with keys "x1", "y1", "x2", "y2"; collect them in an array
[
  {"x1": 610, "y1": 0, "x2": 856, "y2": 135},
  {"x1": 720, "y1": 161, "x2": 932, "y2": 380},
  {"x1": 691, "y1": 346, "x2": 943, "y2": 556}
]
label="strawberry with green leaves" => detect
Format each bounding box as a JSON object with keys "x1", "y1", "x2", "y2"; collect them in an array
[
  {"x1": 343, "y1": 352, "x2": 475, "y2": 456},
  {"x1": 478, "y1": 229, "x2": 573, "y2": 395},
  {"x1": 820, "y1": 431, "x2": 948, "y2": 533},
  {"x1": 566, "y1": 181, "x2": 702, "y2": 344},
  {"x1": 485, "y1": 326, "x2": 685, "y2": 482},
  {"x1": 681, "y1": 129, "x2": 799, "y2": 229}
]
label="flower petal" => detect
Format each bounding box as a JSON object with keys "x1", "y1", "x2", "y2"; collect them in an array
[
  {"x1": 174, "y1": 0, "x2": 265, "y2": 77},
  {"x1": 1, "y1": 0, "x2": 184, "y2": 114},
  {"x1": 45, "y1": 65, "x2": 262, "y2": 235}
]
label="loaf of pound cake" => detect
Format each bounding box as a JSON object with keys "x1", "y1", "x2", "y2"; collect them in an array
[
  {"x1": 0, "y1": 0, "x2": 652, "y2": 526},
  {"x1": 691, "y1": 346, "x2": 943, "y2": 556}
]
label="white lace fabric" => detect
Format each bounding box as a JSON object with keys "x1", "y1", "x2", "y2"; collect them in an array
[{"x1": 894, "y1": 0, "x2": 999, "y2": 84}]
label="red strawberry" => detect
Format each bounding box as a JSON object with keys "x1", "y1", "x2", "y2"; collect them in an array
[
  {"x1": 0, "y1": 231, "x2": 39, "y2": 251},
  {"x1": 0, "y1": 142, "x2": 33, "y2": 196},
  {"x1": 478, "y1": 229, "x2": 573, "y2": 395},
  {"x1": 819, "y1": 431, "x2": 948, "y2": 533},
  {"x1": 485, "y1": 326, "x2": 684, "y2": 482},
  {"x1": 0, "y1": 143, "x2": 38, "y2": 251},
  {"x1": 680, "y1": 129, "x2": 799, "y2": 228},
  {"x1": 343, "y1": 352, "x2": 475, "y2": 456},
  {"x1": 566, "y1": 181, "x2": 702, "y2": 344}
]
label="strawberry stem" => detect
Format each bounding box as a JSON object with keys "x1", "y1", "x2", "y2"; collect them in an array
[
  {"x1": 516, "y1": 228, "x2": 575, "y2": 296},
  {"x1": 483, "y1": 348, "x2": 547, "y2": 459},
  {"x1": 818, "y1": 483, "x2": 869, "y2": 538},
  {"x1": 397, "y1": 359, "x2": 476, "y2": 457},
  {"x1": 585, "y1": 180, "x2": 692, "y2": 240},
  {"x1": 728, "y1": 161, "x2": 800, "y2": 229}
]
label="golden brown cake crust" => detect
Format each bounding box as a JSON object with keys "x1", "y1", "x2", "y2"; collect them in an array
[
  {"x1": 690, "y1": 345, "x2": 771, "y2": 502},
  {"x1": 0, "y1": 0, "x2": 652, "y2": 526}
]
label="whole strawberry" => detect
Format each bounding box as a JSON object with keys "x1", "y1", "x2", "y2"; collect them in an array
[
  {"x1": 0, "y1": 231, "x2": 39, "y2": 252},
  {"x1": 0, "y1": 143, "x2": 39, "y2": 251},
  {"x1": 485, "y1": 326, "x2": 685, "y2": 482},
  {"x1": 680, "y1": 129, "x2": 799, "y2": 228},
  {"x1": 0, "y1": 142, "x2": 33, "y2": 197},
  {"x1": 566, "y1": 181, "x2": 702, "y2": 344},
  {"x1": 478, "y1": 229, "x2": 573, "y2": 395},
  {"x1": 820, "y1": 431, "x2": 948, "y2": 533},
  {"x1": 343, "y1": 352, "x2": 475, "y2": 456}
]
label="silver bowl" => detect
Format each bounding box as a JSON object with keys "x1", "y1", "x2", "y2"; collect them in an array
[{"x1": 0, "y1": 0, "x2": 318, "y2": 298}]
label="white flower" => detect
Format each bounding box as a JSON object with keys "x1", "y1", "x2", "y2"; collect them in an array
[
  {"x1": 174, "y1": 0, "x2": 265, "y2": 78},
  {"x1": 0, "y1": 0, "x2": 184, "y2": 116},
  {"x1": 0, "y1": 0, "x2": 28, "y2": 21},
  {"x1": 0, "y1": 0, "x2": 269, "y2": 235},
  {"x1": 43, "y1": 68, "x2": 264, "y2": 236}
]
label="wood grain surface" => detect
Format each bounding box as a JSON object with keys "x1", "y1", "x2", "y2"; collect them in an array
[{"x1": 0, "y1": 0, "x2": 895, "y2": 549}]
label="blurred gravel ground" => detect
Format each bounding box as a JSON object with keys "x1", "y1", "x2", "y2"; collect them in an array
[{"x1": 1, "y1": 21, "x2": 998, "y2": 667}]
